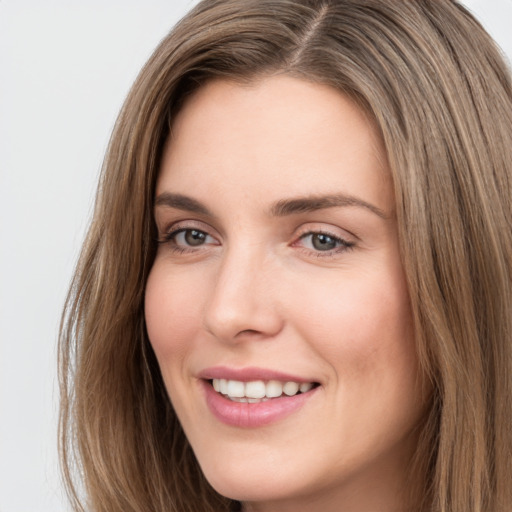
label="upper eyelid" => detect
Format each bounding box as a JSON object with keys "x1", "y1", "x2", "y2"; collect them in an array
[
  {"x1": 156, "y1": 218, "x2": 357, "y2": 245},
  {"x1": 298, "y1": 231, "x2": 346, "y2": 241},
  {"x1": 294, "y1": 222, "x2": 358, "y2": 242},
  {"x1": 164, "y1": 226, "x2": 220, "y2": 244},
  {"x1": 172, "y1": 228, "x2": 218, "y2": 244},
  {"x1": 157, "y1": 227, "x2": 220, "y2": 252},
  {"x1": 159, "y1": 218, "x2": 219, "y2": 236},
  {"x1": 294, "y1": 231, "x2": 354, "y2": 248}
]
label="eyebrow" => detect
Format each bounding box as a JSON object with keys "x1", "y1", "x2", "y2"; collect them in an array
[
  {"x1": 270, "y1": 194, "x2": 388, "y2": 219},
  {"x1": 154, "y1": 192, "x2": 388, "y2": 219},
  {"x1": 154, "y1": 192, "x2": 213, "y2": 216}
]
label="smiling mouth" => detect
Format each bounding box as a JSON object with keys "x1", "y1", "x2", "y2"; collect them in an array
[{"x1": 209, "y1": 378, "x2": 319, "y2": 402}]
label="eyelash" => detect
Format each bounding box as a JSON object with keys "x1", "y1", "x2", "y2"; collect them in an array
[
  {"x1": 157, "y1": 226, "x2": 355, "y2": 258},
  {"x1": 157, "y1": 227, "x2": 219, "y2": 254},
  {"x1": 294, "y1": 231, "x2": 355, "y2": 257}
]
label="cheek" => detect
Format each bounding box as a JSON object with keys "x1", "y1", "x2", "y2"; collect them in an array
[
  {"x1": 144, "y1": 263, "x2": 203, "y2": 361},
  {"x1": 291, "y1": 263, "x2": 417, "y2": 397},
  {"x1": 297, "y1": 271, "x2": 423, "y2": 446},
  {"x1": 296, "y1": 269, "x2": 412, "y2": 349}
]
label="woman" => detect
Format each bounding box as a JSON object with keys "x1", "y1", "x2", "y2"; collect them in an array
[{"x1": 59, "y1": 1, "x2": 512, "y2": 511}]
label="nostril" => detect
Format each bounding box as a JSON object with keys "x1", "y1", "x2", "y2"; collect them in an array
[{"x1": 237, "y1": 329, "x2": 261, "y2": 337}]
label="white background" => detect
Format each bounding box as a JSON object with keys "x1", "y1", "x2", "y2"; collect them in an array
[{"x1": 0, "y1": 1, "x2": 511, "y2": 511}]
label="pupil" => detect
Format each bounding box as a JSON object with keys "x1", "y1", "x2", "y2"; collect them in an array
[
  {"x1": 185, "y1": 230, "x2": 206, "y2": 246},
  {"x1": 312, "y1": 234, "x2": 336, "y2": 251}
]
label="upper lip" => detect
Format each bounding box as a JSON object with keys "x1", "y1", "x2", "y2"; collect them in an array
[{"x1": 198, "y1": 366, "x2": 317, "y2": 383}]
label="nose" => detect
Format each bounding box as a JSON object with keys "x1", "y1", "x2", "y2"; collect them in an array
[{"x1": 203, "y1": 245, "x2": 284, "y2": 343}]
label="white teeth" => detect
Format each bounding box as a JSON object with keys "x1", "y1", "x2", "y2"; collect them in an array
[
  {"x1": 266, "y1": 380, "x2": 283, "y2": 398},
  {"x1": 227, "y1": 380, "x2": 245, "y2": 398},
  {"x1": 211, "y1": 378, "x2": 315, "y2": 400},
  {"x1": 248, "y1": 397, "x2": 266, "y2": 403},
  {"x1": 245, "y1": 380, "x2": 266, "y2": 399},
  {"x1": 299, "y1": 382, "x2": 313, "y2": 393},
  {"x1": 229, "y1": 397, "x2": 269, "y2": 403},
  {"x1": 283, "y1": 381, "x2": 299, "y2": 396}
]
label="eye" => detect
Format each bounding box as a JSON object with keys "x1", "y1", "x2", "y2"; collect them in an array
[
  {"x1": 306, "y1": 233, "x2": 339, "y2": 251},
  {"x1": 159, "y1": 227, "x2": 219, "y2": 252},
  {"x1": 174, "y1": 229, "x2": 212, "y2": 247},
  {"x1": 297, "y1": 231, "x2": 354, "y2": 255}
]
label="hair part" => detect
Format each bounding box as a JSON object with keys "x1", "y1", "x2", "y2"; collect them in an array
[{"x1": 59, "y1": 1, "x2": 512, "y2": 511}]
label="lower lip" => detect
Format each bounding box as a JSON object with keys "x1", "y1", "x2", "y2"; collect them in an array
[{"x1": 201, "y1": 380, "x2": 318, "y2": 428}]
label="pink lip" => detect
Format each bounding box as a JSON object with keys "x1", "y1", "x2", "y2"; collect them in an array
[
  {"x1": 198, "y1": 365, "x2": 315, "y2": 383},
  {"x1": 198, "y1": 366, "x2": 319, "y2": 428}
]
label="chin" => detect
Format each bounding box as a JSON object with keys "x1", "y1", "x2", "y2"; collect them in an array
[{"x1": 200, "y1": 459, "x2": 304, "y2": 503}]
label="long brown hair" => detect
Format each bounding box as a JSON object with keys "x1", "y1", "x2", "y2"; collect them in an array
[{"x1": 59, "y1": 1, "x2": 512, "y2": 510}]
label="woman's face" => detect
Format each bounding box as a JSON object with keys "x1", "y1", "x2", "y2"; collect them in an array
[{"x1": 145, "y1": 76, "x2": 426, "y2": 512}]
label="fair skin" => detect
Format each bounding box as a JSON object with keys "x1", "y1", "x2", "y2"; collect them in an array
[{"x1": 145, "y1": 76, "x2": 426, "y2": 512}]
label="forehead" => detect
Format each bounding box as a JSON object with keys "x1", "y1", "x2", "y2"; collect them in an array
[{"x1": 157, "y1": 76, "x2": 392, "y2": 213}]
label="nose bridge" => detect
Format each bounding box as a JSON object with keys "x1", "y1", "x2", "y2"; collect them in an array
[{"x1": 203, "y1": 240, "x2": 282, "y2": 342}]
